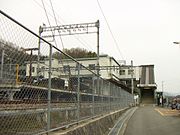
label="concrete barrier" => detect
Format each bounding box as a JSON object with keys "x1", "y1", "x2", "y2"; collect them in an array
[{"x1": 51, "y1": 107, "x2": 129, "y2": 135}]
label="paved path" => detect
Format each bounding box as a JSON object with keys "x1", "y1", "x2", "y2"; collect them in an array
[{"x1": 124, "y1": 106, "x2": 180, "y2": 135}]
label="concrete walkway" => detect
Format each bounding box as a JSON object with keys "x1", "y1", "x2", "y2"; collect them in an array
[{"x1": 124, "y1": 106, "x2": 180, "y2": 135}]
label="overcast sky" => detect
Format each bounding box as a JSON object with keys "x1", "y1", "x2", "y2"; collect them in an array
[{"x1": 1, "y1": 0, "x2": 180, "y2": 95}]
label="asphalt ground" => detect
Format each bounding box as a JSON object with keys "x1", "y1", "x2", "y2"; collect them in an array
[{"x1": 124, "y1": 106, "x2": 180, "y2": 135}]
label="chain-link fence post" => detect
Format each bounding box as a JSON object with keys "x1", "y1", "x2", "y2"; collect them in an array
[
  {"x1": 118, "y1": 87, "x2": 121, "y2": 109},
  {"x1": 47, "y1": 44, "x2": 52, "y2": 134},
  {"x1": 77, "y1": 63, "x2": 80, "y2": 122},
  {"x1": 112, "y1": 84, "x2": 114, "y2": 110},
  {"x1": 92, "y1": 75, "x2": 95, "y2": 117},
  {"x1": 119, "y1": 88, "x2": 121, "y2": 109},
  {"x1": 0, "y1": 44, "x2": 4, "y2": 78},
  {"x1": 109, "y1": 82, "x2": 111, "y2": 112},
  {"x1": 122, "y1": 91, "x2": 126, "y2": 107},
  {"x1": 101, "y1": 80, "x2": 103, "y2": 113},
  {"x1": 125, "y1": 92, "x2": 127, "y2": 107},
  {"x1": 117, "y1": 87, "x2": 119, "y2": 108}
]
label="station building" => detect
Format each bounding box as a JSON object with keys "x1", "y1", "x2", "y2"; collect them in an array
[{"x1": 26, "y1": 55, "x2": 157, "y2": 104}]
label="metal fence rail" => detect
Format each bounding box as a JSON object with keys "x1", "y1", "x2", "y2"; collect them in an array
[{"x1": 0, "y1": 10, "x2": 133, "y2": 135}]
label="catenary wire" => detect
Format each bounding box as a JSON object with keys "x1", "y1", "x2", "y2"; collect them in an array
[
  {"x1": 96, "y1": 0, "x2": 125, "y2": 60},
  {"x1": 41, "y1": 0, "x2": 58, "y2": 48},
  {"x1": 49, "y1": 0, "x2": 65, "y2": 50},
  {"x1": 33, "y1": 0, "x2": 94, "y2": 51},
  {"x1": 35, "y1": 0, "x2": 107, "y2": 66}
]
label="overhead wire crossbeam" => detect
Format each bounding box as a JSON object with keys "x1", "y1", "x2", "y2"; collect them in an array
[
  {"x1": 41, "y1": 21, "x2": 99, "y2": 38},
  {"x1": 33, "y1": 0, "x2": 94, "y2": 50}
]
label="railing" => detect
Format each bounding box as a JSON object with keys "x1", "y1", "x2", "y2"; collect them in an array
[{"x1": 0, "y1": 10, "x2": 133, "y2": 135}]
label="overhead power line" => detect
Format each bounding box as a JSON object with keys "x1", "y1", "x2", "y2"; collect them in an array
[
  {"x1": 49, "y1": 0, "x2": 64, "y2": 50},
  {"x1": 41, "y1": 0, "x2": 65, "y2": 67},
  {"x1": 96, "y1": 0, "x2": 125, "y2": 60},
  {"x1": 41, "y1": 0, "x2": 58, "y2": 47},
  {"x1": 33, "y1": 0, "x2": 94, "y2": 51},
  {"x1": 41, "y1": 0, "x2": 51, "y2": 28},
  {"x1": 33, "y1": 0, "x2": 109, "y2": 65},
  {"x1": 33, "y1": 0, "x2": 64, "y2": 24}
]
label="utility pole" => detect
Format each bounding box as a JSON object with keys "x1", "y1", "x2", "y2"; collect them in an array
[
  {"x1": 37, "y1": 26, "x2": 43, "y2": 81},
  {"x1": 96, "y1": 20, "x2": 100, "y2": 94},
  {"x1": 131, "y1": 60, "x2": 134, "y2": 95},
  {"x1": 161, "y1": 81, "x2": 164, "y2": 106},
  {"x1": 23, "y1": 48, "x2": 38, "y2": 83},
  {"x1": 162, "y1": 81, "x2": 164, "y2": 93}
]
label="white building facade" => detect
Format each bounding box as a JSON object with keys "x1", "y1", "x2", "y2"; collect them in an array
[{"x1": 26, "y1": 55, "x2": 141, "y2": 82}]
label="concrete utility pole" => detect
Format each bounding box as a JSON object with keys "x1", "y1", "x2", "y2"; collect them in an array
[
  {"x1": 37, "y1": 26, "x2": 43, "y2": 81},
  {"x1": 96, "y1": 20, "x2": 100, "y2": 94},
  {"x1": 131, "y1": 60, "x2": 134, "y2": 95},
  {"x1": 161, "y1": 81, "x2": 164, "y2": 106},
  {"x1": 23, "y1": 48, "x2": 38, "y2": 83}
]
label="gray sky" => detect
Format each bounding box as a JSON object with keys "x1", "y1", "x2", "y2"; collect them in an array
[{"x1": 1, "y1": 0, "x2": 180, "y2": 95}]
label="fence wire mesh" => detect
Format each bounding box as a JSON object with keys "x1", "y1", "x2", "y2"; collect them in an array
[{"x1": 0, "y1": 10, "x2": 134, "y2": 135}]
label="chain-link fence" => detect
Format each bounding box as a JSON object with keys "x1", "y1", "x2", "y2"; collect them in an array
[{"x1": 0, "y1": 10, "x2": 134, "y2": 135}]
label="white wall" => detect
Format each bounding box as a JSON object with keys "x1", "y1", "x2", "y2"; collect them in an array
[
  {"x1": 118, "y1": 66, "x2": 140, "y2": 81},
  {"x1": 26, "y1": 56, "x2": 140, "y2": 81}
]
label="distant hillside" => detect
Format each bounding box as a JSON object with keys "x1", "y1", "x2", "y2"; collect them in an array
[
  {"x1": 52, "y1": 47, "x2": 97, "y2": 59},
  {"x1": 0, "y1": 39, "x2": 48, "y2": 64}
]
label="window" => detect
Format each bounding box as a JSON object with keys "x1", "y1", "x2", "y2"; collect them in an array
[
  {"x1": 32, "y1": 67, "x2": 35, "y2": 73},
  {"x1": 128, "y1": 69, "x2": 134, "y2": 75},
  {"x1": 63, "y1": 65, "x2": 70, "y2": 72},
  {"x1": 89, "y1": 64, "x2": 95, "y2": 70},
  {"x1": 119, "y1": 70, "x2": 125, "y2": 75}
]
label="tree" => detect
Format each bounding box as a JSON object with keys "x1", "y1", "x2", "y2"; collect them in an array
[{"x1": 52, "y1": 47, "x2": 97, "y2": 59}]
